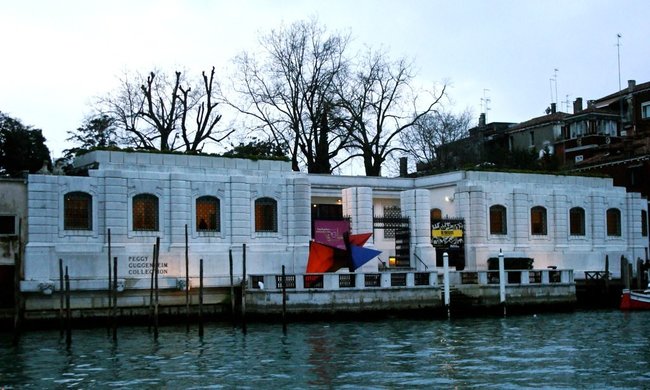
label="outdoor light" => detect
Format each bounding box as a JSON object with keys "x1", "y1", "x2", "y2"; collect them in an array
[
  {"x1": 445, "y1": 195, "x2": 454, "y2": 202},
  {"x1": 389, "y1": 256, "x2": 396, "y2": 266}
]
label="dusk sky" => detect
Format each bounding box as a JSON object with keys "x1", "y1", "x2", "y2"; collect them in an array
[{"x1": 1, "y1": 0, "x2": 648, "y2": 160}]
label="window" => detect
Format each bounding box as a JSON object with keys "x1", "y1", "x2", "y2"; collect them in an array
[
  {"x1": 64, "y1": 192, "x2": 92, "y2": 230},
  {"x1": 196, "y1": 196, "x2": 220, "y2": 232},
  {"x1": 642, "y1": 210, "x2": 648, "y2": 237},
  {"x1": 430, "y1": 208, "x2": 442, "y2": 221},
  {"x1": 489, "y1": 205, "x2": 507, "y2": 235},
  {"x1": 531, "y1": 206, "x2": 547, "y2": 235},
  {"x1": 255, "y1": 197, "x2": 277, "y2": 232},
  {"x1": 0, "y1": 215, "x2": 16, "y2": 235},
  {"x1": 529, "y1": 131, "x2": 535, "y2": 146},
  {"x1": 569, "y1": 207, "x2": 585, "y2": 236},
  {"x1": 606, "y1": 208, "x2": 621, "y2": 236},
  {"x1": 642, "y1": 102, "x2": 650, "y2": 119},
  {"x1": 133, "y1": 194, "x2": 159, "y2": 231}
]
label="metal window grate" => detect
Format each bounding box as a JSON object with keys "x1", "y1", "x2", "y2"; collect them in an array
[
  {"x1": 64, "y1": 192, "x2": 92, "y2": 230},
  {"x1": 133, "y1": 194, "x2": 158, "y2": 231},
  {"x1": 196, "y1": 196, "x2": 220, "y2": 232}
]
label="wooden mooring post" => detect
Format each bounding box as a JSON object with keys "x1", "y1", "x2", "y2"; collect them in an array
[
  {"x1": 107, "y1": 228, "x2": 112, "y2": 334},
  {"x1": 185, "y1": 224, "x2": 190, "y2": 332},
  {"x1": 282, "y1": 265, "x2": 287, "y2": 334},
  {"x1": 241, "y1": 243, "x2": 247, "y2": 335},
  {"x1": 148, "y1": 242, "x2": 156, "y2": 332},
  {"x1": 229, "y1": 249, "x2": 235, "y2": 327},
  {"x1": 199, "y1": 258, "x2": 204, "y2": 337},
  {"x1": 153, "y1": 237, "x2": 160, "y2": 340},
  {"x1": 112, "y1": 256, "x2": 118, "y2": 342},
  {"x1": 59, "y1": 258, "x2": 64, "y2": 338},
  {"x1": 65, "y1": 266, "x2": 72, "y2": 346},
  {"x1": 12, "y1": 219, "x2": 23, "y2": 346}
]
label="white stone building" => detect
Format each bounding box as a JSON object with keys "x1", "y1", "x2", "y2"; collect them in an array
[{"x1": 20, "y1": 151, "x2": 648, "y2": 297}]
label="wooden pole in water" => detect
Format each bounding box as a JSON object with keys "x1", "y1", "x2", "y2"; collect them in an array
[
  {"x1": 604, "y1": 254, "x2": 610, "y2": 303},
  {"x1": 154, "y1": 237, "x2": 160, "y2": 340},
  {"x1": 622, "y1": 255, "x2": 630, "y2": 290},
  {"x1": 199, "y1": 258, "x2": 204, "y2": 337},
  {"x1": 112, "y1": 256, "x2": 118, "y2": 342},
  {"x1": 229, "y1": 249, "x2": 235, "y2": 327},
  {"x1": 636, "y1": 258, "x2": 644, "y2": 289},
  {"x1": 59, "y1": 258, "x2": 64, "y2": 338},
  {"x1": 65, "y1": 266, "x2": 71, "y2": 346},
  {"x1": 282, "y1": 265, "x2": 287, "y2": 333},
  {"x1": 148, "y1": 242, "x2": 156, "y2": 332},
  {"x1": 185, "y1": 224, "x2": 190, "y2": 332},
  {"x1": 443, "y1": 252, "x2": 450, "y2": 319},
  {"x1": 242, "y1": 243, "x2": 247, "y2": 335},
  {"x1": 107, "y1": 228, "x2": 112, "y2": 333},
  {"x1": 498, "y1": 249, "x2": 507, "y2": 317},
  {"x1": 12, "y1": 219, "x2": 23, "y2": 345}
]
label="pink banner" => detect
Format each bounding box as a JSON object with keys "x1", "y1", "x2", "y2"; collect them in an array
[{"x1": 314, "y1": 220, "x2": 350, "y2": 249}]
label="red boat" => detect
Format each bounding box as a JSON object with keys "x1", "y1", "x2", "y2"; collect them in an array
[{"x1": 620, "y1": 289, "x2": 650, "y2": 310}]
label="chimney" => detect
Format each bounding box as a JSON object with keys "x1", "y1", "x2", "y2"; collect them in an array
[
  {"x1": 399, "y1": 157, "x2": 408, "y2": 177},
  {"x1": 587, "y1": 100, "x2": 595, "y2": 109},
  {"x1": 479, "y1": 113, "x2": 486, "y2": 127},
  {"x1": 573, "y1": 97, "x2": 583, "y2": 114},
  {"x1": 550, "y1": 102, "x2": 557, "y2": 114},
  {"x1": 628, "y1": 80, "x2": 636, "y2": 92}
]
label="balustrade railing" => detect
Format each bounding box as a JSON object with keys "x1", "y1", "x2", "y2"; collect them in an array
[{"x1": 248, "y1": 268, "x2": 573, "y2": 291}]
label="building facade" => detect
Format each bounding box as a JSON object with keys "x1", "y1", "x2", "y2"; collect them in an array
[{"x1": 19, "y1": 151, "x2": 648, "y2": 303}]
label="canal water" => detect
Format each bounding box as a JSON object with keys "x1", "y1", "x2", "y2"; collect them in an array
[{"x1": 1, "y1": 310, "x2": 650, "y2": 389}]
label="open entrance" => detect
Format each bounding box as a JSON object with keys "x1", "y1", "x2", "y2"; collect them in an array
[{"x1": 373, "y1": 215, "x2": 410, "y2": 267}]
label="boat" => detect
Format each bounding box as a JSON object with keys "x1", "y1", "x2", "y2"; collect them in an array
[{"x1": 620, "y1": 288, "x2": 650, "y2": 310}]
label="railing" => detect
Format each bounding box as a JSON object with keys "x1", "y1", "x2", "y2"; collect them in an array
[
  {"x1": 457, "y1": 269, "x2": 573, "y2": 286},
  {"x1": 248, "y1": 268, "x2": 573, "y2": 291},
  {"x1": 413, "y1": 253, "x2": 429, "y2": 271}
]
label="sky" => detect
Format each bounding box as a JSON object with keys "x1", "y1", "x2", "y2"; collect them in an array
[{"x1": 1, "y1": 0, "x2": 649, "y2": 160}]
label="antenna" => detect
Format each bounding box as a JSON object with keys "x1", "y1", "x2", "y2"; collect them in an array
[
  {"x1": 616, "y1": 33, "x2": 622, "y2": 92},
  {"x1": 481, "y1": 89, "x2": 491, "y2": 122},
  {"x1": 549, "y1": 68, "x2": 559, "y2": 104},
  {"x1": 562, "y1": 94, "x2": 571, "y2": 113}
]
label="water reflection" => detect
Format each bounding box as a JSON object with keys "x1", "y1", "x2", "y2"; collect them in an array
[{"x1": 1, "y1": 311, "x2": 650, "y2": 388}]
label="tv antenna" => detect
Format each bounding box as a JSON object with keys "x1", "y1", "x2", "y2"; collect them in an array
[
  {"x1": 481, "y1": 89, "x2": 491, "y2": 122},
  {"x1": 549, "y1": 68, "x2": 559, "y2": 104},
  {"x1": 562, "y1": 94, "x2": 571, "y2": 113},
  {"x1": 616, "y1": 33, "x2": 622, "y2": 92}
]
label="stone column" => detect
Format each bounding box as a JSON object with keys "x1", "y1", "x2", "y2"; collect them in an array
[
  {"x1": 553, "y1": 192, "x2": 568, "y2": 249},
  {"x1": 288, "y1": 177, "x2": 311, "y2": 272},
  {"x1": 342, "y1": 187, "x2": 375, "y2": 272},
  {"x1": 513, "y1": 188, "x2": 529, "y2": 251},
  {"x1": 400, "y1": 189, "x2": 436, "y2": 270},
  {"x1": 169, "y1": 173, "x2": 190, "y2": 246},
  {"x1": 229, "y1": 176, "x2": 251, "y2": 245}
]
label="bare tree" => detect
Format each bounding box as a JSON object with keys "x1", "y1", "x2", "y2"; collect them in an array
[
  {"x1": 226, "y1": 19, "x2": 352, "y2": 173},
  {"x1": 97, "y1": 68, "x2": 229, "y2": 152},
  {"x1": 338, "y1": 49, "x2": 446, "y2": 176},
  {"x1": 400, "y1": 109, "x2": 472, "y2": 171}
]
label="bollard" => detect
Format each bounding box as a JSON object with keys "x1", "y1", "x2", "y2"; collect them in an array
[
  {"x1": 185, "y1": 224, "x2": 190, "y2": 332},
  {"x1": 199, "y1": 259, "x2": 204, "y2": 338},
  {"x1": 282, "y1": 265, "x2": 287, "y2": 334},
  {"x1": 229, "y1": 249, "x2": 235, "y2": 327}
]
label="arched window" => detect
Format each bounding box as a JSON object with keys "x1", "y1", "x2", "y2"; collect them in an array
[
  {"x1": 196, "y1": 196, "x2": 220, "y2": 232},
  {"x1": 569, "y1": 207, "x2": 585, "y2": 236},
  {"x1": 255, "y1": 197, "x2": 277, "y2": 232},
  {"x1": 430, "y1": 208, "x2": 442, "y2": 221},
  {"x1": 133, "y1": 194, "x2": 159, "y2": 231},
  {"x1": 489, "y1": 205, "x2": 507, "y2": 235},
  {"x1": 64, "y1": 192, "x2": 92, "y2": 230},
  {"x1": 606, "y1": 208, "x2": 621, "y2": 236},
  {"x1": 642, "y1": 210, "x2": 648, "y2": 237},
  {"x1": 531, "y1": 206, "x2": 547, "y2": 235}
]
